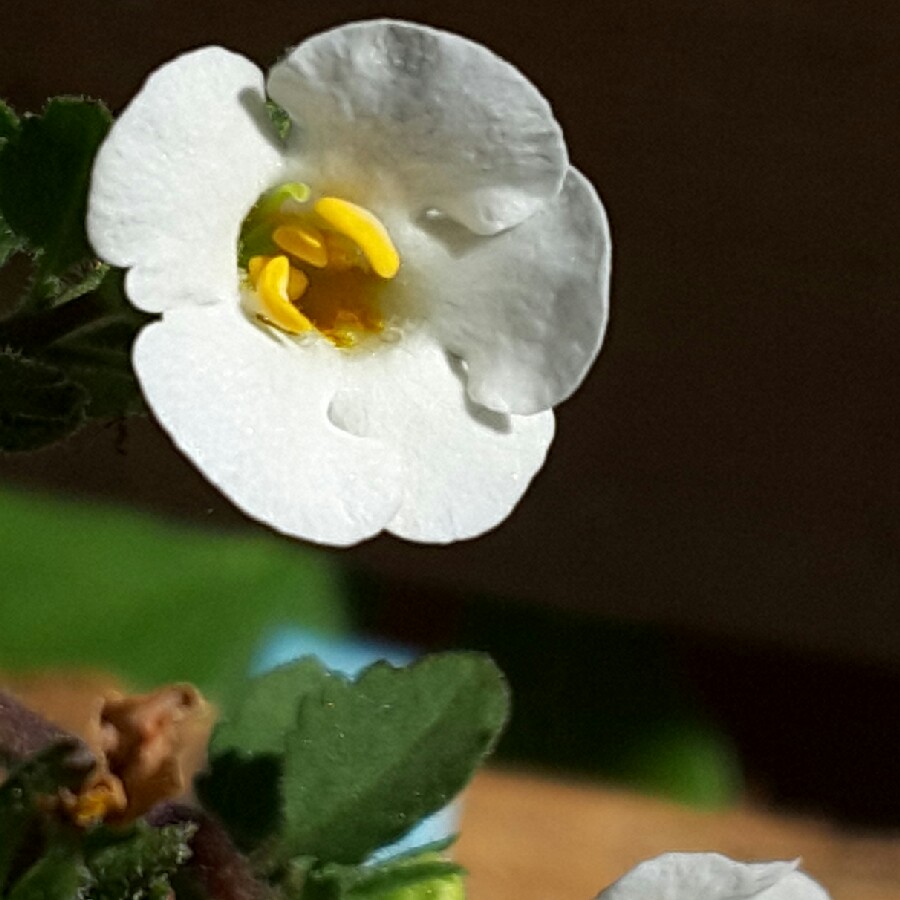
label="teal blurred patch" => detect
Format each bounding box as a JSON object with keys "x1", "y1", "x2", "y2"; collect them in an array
[{"x1": 0, "y1": 485, "x2": 350, "y2": 698}]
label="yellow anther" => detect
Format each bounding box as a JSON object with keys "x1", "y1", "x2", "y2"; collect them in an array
[
  {"x1": 257, "y1": 256, "x2": 314, "y2": 335},
  {"x1": 314, "y1": 197, "x2": 400, "y2": 279},
  {"x1": 247, "y1": 255, "x2": 270, "y2": 286},
  {"x1": 287, "y1": 265, "x2": 309, "y2": 301},
  {"x1": 273, "y1": 223, "x2": 329, "y2": 269}
]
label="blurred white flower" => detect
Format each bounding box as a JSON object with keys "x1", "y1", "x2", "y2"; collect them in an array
[
  {"x1": 88, "y1": 20, "x2": 610, "y2": 546},
  {"x1": 595, "y1": 853, "x2": 831, "y2": 900}
]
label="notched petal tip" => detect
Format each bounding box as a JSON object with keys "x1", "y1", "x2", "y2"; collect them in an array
[
  {"x1": 133, "y1": 306, "x2": 403, "y2": 548},
  {"x1": 87, "y1": 45, "x2": 283, "y2": 314}
]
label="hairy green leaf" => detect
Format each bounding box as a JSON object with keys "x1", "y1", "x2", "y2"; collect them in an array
[
  {"x1": 197, "y1": 658, "x2": 333, "y2": 851},
  {"x1": 280, "y1": 654, "x2": 509, "y2": 863},
  {"x1": 48, "y1": 319, "x2": 146, "y2": 419},
  {"x1": 0, "y1": 223, "x2": 20, "y2": 269},
  {"x1": 84, "y1": 820, "x2": 195, "y2": 900},
  {"x1": 29, "y1": 259, "x2": 109, "y2": 309},
  {"x1": 0, "y1": 97, "x2": 110, "y2": 279},
  {"x1": 0, "y1": 100, "x2": 17, "y2": 141},
  {"x1": 211, "y1": 657, "x2": 333, "y2": 758},
  {"x1": 0, "y1": 99, "x2": 22, "y2": 267},
  {"x1": 0, "y1": 349, "x2": 87, "y2": 451},
  {"x1": 36, "y1": 266, "x2": 149, "y2": 419}
]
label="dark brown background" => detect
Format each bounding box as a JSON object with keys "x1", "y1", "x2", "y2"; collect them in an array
[{"x1": 1, "y1": 0, "x2": 898, "y2": 666}]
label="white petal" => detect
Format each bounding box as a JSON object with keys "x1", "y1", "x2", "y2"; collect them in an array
[
  {"x1": 267, "y1": 20, "x2": 567, "y2": 235},
  {"x1": 411, "y1": 167, "x2": 610, "y2": 415},
  {"x1": 327, "y1": 332, "x2": 554, "y2": 543},
  {"x1": 88, "y1": 47, "x2": 284, "y2": 313},
  {"x1": 595, "y1": 854, "x2": 831, "y2": 900},
  {"x1": 132, "y1": 305, "x2": 403, "y2": 546}
]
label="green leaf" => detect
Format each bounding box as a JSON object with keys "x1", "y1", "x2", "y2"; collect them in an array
[
  {"x1": 0, "y1": 99, "x2": 22, "y2": 267},
  {"x1": 39, "y1": 267, "x2": 149, "y2": 419},
  {"x1": 313, "y1": 854, "x2": 465, "y2": 900},
  {"x1": 197, "y1": 658, "x2": 333, "y2": 851},
  {"x1": 0, "y1": 220, "x2": 21, "y2": 268},
  {"x1": 0, "y1": 97, "x2": 110, "y2": 278},
  {"x1": 84, "y1": 820, "x2": 195, "y2": 900},
  {"x1": 194, "y1": 751, "x2": 283, "y2": 853},
  {"x1": 0, "y1": 485, "x2": 350, "y2": 697},
  {"x1": 29, "y1": 258, "x2": 109, "y2": 309},
  {"x1": 0, "y1": 741, "x2": 94, "y2": 892},
  {"x1": 211, "y1": 657, "x2": 332, "y2": 758},
  {"x1": 0, "y1": 349, "x2": 87, "y2": 451},
  {"x1": 0, "y1": 267, "x2": 147, "y2": 424},
  {"x1": 280, "y1": 654, "x2": 509, "y2": 864},
  {"x1": 5, "y1": 847, "x2": 87, "y2": 900},
  {"x1": 0, "y1": 100, "x2": 17, "y2": 142},
  {"x1": 47, "y1": 315, "x2": 147, "y2": 419},
  {"x1": 48, "y1": 344, "x2": 145, "y2": 419}
]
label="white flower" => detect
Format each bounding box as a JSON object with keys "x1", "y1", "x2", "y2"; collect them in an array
[
  {"x1": 87, "y1": 20, "x2": 611, "y2": 546},
  {"x1": 595, "y1": 853, "x2": 831, "y2": 900}
]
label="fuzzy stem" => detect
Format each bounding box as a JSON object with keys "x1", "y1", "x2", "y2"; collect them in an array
[{"x1": 0, "y1": 290, "x2": 111, "y2": 352}]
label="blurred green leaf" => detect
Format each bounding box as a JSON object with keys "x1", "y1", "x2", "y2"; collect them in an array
[
  {"x1": 457, "y1": 605, "x2": 743, "y2": 809},
  {"x1": 0, "y1": 98, "x2": 110, "y2": 281},
  {"x1": 0, "y1": 742, "x2": 94, "y2": 892},
  {"x1": 280, "y1": 654, "x2": 508, "y2": 864},
  {"x1": 5, "y1": 846, "x2": 86, "y2": 900},
  {"x1": 0, "y1": 350, "x2": 87, "y2": 451},
  {"x1": 611, "y1": 718, "x2": 742, "y2": 809},
  {"x1": 0, "y1": 486, "x2": 350, "y2": 698}
]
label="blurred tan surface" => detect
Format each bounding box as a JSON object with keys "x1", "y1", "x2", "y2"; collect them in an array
[{"x1": 456, "y1": 769, "x2": 900, "y2": 900}]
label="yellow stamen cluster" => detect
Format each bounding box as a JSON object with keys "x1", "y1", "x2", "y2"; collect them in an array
[{"x1": 241, "y1": 186, "x2": 400, "y2": 348}]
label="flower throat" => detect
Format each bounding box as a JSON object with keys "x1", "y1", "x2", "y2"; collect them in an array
[{"x1": 238, "y1": 182, "x2": 400, "y2": 348}]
